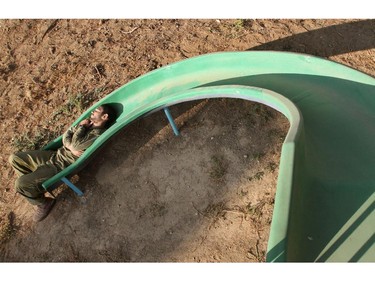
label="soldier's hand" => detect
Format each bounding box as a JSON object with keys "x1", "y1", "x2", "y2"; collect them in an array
[{"x1": 79, "y1": 119, "x2": 92, "y2": 127}]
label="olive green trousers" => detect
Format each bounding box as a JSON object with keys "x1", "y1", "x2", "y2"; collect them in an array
[{"x1": 9, "y1": 150, "x2": 59, "y2": 205}]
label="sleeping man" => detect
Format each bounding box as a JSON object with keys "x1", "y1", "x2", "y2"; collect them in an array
[{"x1": 9, "y1": 104, "x2": 115, "y2": 222}]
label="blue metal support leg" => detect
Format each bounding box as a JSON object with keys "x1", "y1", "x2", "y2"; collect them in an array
[
  {"x1": 164, "y1": 107, "x2": 180, "y2": 136},
  {"x1": 61, "y1": 177, "x2": 84, "y2": 196}
]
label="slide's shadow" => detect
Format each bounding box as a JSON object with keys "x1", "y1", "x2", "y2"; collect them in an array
[{"x1": 249, "y1": 19, "x2": 375, "y2": 58}]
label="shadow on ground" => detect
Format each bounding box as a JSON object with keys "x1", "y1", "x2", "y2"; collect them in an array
[{"x1": 250, "y1": 19, "x2": 375, "y2": 59}]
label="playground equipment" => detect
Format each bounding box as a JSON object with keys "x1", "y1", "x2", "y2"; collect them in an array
[{"x1": 42, "y1": 51, "x2": 375, "y2": 262}]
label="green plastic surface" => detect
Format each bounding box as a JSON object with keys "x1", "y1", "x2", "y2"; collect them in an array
[{"x1": 42, "y1": 51, "x2": 375, "y2": 262}]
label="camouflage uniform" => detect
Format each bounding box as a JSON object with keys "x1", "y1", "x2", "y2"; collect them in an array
[{"x1": 9, "y1": 124, "x2": 105, "y2": 205}]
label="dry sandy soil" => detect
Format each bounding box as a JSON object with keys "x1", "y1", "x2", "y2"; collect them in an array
[{"x1": 0, "y1": 19, "x2": 374, "y2": 262}]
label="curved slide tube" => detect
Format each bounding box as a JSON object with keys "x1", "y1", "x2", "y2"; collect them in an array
[{"x1": 42, "y1": 51, "x2": 375, "y2": 262}]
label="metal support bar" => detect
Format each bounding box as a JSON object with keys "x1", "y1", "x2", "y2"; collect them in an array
[
  {"x1": 164, "y1": 107, "x2": 180, "y2": 136},
  {"x1": 61, "y1": 177, "x2": 84, "y2": 196}
]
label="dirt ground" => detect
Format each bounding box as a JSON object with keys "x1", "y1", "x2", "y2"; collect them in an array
[{"x1": 0, "y1": 19, "x2": 374, "y2": 262}]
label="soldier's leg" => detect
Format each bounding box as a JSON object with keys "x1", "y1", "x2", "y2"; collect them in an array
[
  {"x1": 9, "y1": 150, "x2": 55, "y2": 176},
  {"x1": 15, "y1": 164, "x2": 58, "y2": 205}
]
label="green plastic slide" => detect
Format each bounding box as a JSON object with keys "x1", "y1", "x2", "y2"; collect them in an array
[{"x1": 42, "y1": 51, "x2": 375, "y2": 262}]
